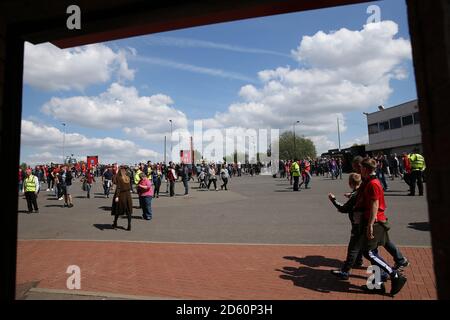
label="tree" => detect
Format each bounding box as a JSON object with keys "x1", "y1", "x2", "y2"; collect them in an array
[
  {"x1": 224, "y1": 151, "x2": 246, "y2": 163},
  {"x1": 278, "y1": 131, "x2": 317, "y2": 160}
]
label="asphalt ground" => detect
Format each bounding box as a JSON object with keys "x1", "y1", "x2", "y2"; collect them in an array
[{"x1": 17, "y1": 174, "x2": 431, "y2": 246}]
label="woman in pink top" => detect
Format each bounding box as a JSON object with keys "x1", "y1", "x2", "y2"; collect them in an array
[{"x1": 137, "y1": 172, "x2": 153, "y2": 220}]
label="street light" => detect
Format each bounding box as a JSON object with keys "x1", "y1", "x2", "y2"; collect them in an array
[
  {"x1": 169, "y1": 119, "x2": 173, "y2": 162},
  {"x1": 293, "y1": 121, "x2": 300, "y2": 159},
  {"x1": 62, "y1": 123, "x2": 66, "y2": 164}
]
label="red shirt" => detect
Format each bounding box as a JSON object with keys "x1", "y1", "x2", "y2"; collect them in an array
[
  {"x1": 363, "y1": 176, "x2": 387, "y2": 222},
  {"x1": 403, "y1": 156, "x2": 411, "y2": 173}
]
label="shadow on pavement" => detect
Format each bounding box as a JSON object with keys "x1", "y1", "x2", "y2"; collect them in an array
[
  {"x1": 45, "y1": 204, "x2": 64, "y2": 208},
  {"x1": 278, "y1": 256, "x2": 385, "y2": 296},
  {"x1": 93, "y1": 223, "x2": 126, "y2": 231},
  {"x1": 277, "y1": 266, "x2": 365, "y2": 294},
  {"x1": 120, "y1": 215, "x2": 144, "y2": 220},
  {"x1": 99, "y1": 206, "x2": 112, "y2": 211},
  {"x1": 408, "y1": 222, "x2": 430, "y2": 231},
  {"x1": 284, "y1": 256, "x2": 342, "y2": 268}
]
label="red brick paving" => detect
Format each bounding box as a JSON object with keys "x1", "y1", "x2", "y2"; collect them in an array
[{"x1": 16, "y1": 240, "x2": 437, "y2": 300}]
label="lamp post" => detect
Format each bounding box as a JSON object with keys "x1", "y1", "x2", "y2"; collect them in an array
[
  {"x1": 293, "y1": 121, "x2": 300, "y2": 159},
  {"x1": 337, "y1": 117, "x2": 341, "y2": 151},
  {"x1": 62, "y1": 123, "x2": 66, "y2": 164},
  {"x1": 169, "y1": 119, "x2": 173, "y2": 162}
]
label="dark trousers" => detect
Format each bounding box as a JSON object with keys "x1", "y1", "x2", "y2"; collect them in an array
[
  {"x1": 342, "y1": 224, "x2": 364, "y2": 272},
  {"x1": 293, "y1": 176, "x2": 299, "y2": 191},
  {"x1": 86, "y1": 183, "x2": 92, "y2": 198},
  {"x1": 410, "y1": 170, "x2": 424, "y2": 195},
  {"x1": 377, "y1": 169, "x2": 389, "y2": 190},
  {"x1": 208, "y1": 178, "x2": 217, "y2": 190},
  {"x1": 154, "y1": 179, "x2": 161, "y2": 197},
  {"x1": 169, "y1": 180, "x2": 175, "y2": 197},
  {"x1": 221, "y1": 178, "x2": 228, "y2": 190},
  {"x1": 183, "y1": 179, "x2": 189, "y2": 195},
  {"x1": 25, "y1": 191, "x2": 38, "y2": 212},
  {"x1": 47, "y1": 178, "x2": 54, "y2": 189}
]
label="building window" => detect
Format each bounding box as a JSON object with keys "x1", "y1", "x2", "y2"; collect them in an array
[
  {"x1": 368, "y1": 123, "x2": 379, "y2": 134},
  {"x1": 389, "y1": 117, "x2": 401, "y2": 129},
  {"x1": 402, "y1": 115, "x2": 413, "y2": 126},
  {"x1": 414, "y1": 112, "x2": 420, "y2": 124},
  {"x1": 379, "y1": 121, "x2": 390, "y2": 131}
]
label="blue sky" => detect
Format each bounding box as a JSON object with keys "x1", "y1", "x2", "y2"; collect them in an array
[{"x1": 21, "y1": 0, "x2": 417, "y2": 165}]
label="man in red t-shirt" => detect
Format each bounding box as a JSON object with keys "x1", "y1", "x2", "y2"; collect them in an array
[{"x1": 359, "y1": 158, "x2": 407, "y2": 296}]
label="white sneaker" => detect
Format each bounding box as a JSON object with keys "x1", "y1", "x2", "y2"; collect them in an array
[
  {"x1": 51, "y1": 188, "x2": 54, "y2": 191},
  {"x1": 46, "y1": 189, "x2": 50, "y2": 191},
  {"x1": 58, "y1": 197, "x2": 63, "y2": 201}
]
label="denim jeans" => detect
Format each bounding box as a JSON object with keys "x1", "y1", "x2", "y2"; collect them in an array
[
  {"x1": 183, "y1": 179, "x2": 189, "y2": 195},
  {"x1": 384, "y1": 240, "x2": 406, "y2": 265},
  {"x1": 86, "y1": 183, "x2": 92, "y2": 198},
  {"x1": 139, "y1": 196, "x2": 152, "y2": 219},
  {"x1": 376, "y1": 169, "x2": 389, "y2": 190}
]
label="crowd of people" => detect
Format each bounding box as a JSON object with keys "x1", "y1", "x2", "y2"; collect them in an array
[
  {"x1": 18, "y1": 149, "x2": 426, "y2": 296},
  {"x1": 18, "y1": 159, "x2": 257, "y2": 230}
]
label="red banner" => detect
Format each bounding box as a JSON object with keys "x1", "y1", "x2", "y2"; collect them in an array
[
  {"x1": 180, "y1": 150, "x2": 191, "y2": 164},
  {"x1": 87, "y1": 156, "x2": 98, "y2": 169}
]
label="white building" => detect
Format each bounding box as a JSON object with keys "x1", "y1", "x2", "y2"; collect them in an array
[{"x1": 365, "y1": 99, "x2": 422, "y2": 155}]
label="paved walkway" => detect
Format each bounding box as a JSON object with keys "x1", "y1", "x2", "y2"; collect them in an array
[{"x1": 16, "y1": 240, "x2": 437, "y2": 300}]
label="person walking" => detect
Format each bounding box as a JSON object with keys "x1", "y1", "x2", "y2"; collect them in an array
[
  {"x1": 112, "y1": 168, "x2": 133, "y2": 231},
  {"x1": 82, "y1": 168, "x2": 95, "y2": 198},
  {"x1": 291, "y1": 159, "x2": 300, "y2": 191},
  {"x1": 328, "y1": 173, "x2": 364, "y2": 279},
  {"x1": 59, "y1": 165, "x2": 74, "y2": 208},
  {"x1": 207, "y1": 164, "x2": 218, "y2": 191},
  {"x1": 220, "y1": 164, "x2": 229, "y2": 190},
  {"x1": 152, "y1": 164, "x2": 162, "y2": 198},
  {"x1": 168, "y1": 163, "x2": 177, "y2": 197},
  {"x1": 357, "y1": 158, "x2": 407, "y2": 296},
  {"x1": 376, "y1": 154, "x2": 389, "y2": 191},
  {"x1": 102, "y1": 167, "x2": 113, "y2": 198},
  {"x1": 408, "y1": 149, "x2": 425, "y2": 196},
  {"x1": 24, "y1": 168, "x2": 39, "y2": 213},
  {"x1": 137, "y1": 172, "x2": 154, "y2": 220},
  {"x1": 181, "y1": 163, "x2": 189, "y2": 195}
]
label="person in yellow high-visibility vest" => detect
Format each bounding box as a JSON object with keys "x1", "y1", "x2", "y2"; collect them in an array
[
  {"x1": 24, "y1": 168, "x2": 39, "y2": 213},
  {"x1": 134, "y1": 166, "x2": 142, "y2": 186},
  {"x1": 291, "y1": 159, "x2": 301, "y2": 191},
  {"x1": 408, "y1": 149, "x2": 426, "y2": 196}
]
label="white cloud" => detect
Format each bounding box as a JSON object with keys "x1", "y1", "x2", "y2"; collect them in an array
[
  {"x1": 24, "y1": 42, "x2": 135, "y2": 91},
  {"x1": 343, "y1": 135, "x2": 369, "y2": 148},
  {"x1": 41, "y1": 83, "x2": 188, "y2": 139},
  {"x1": 20, "y1": 120, "x2": 161, "y2": 165},
  {"x1": 200, "y1": 21, "x2": 412, "y2": 154}
]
